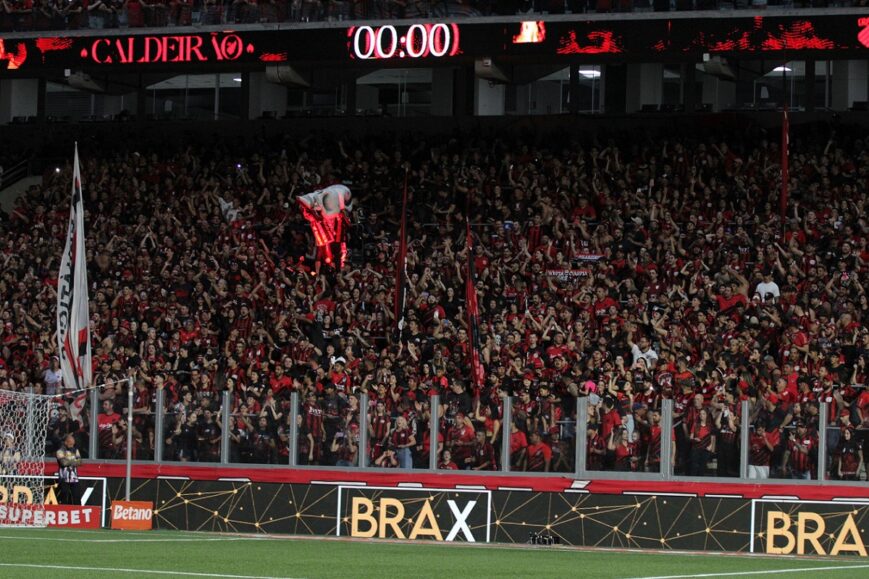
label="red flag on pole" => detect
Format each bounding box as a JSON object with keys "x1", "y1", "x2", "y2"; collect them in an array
[
  {"x1": 393, "y1": 171, "x2": 409, "y2": 335},
  {"x1": 780, "y1": 106, "x2": 789, "y2": 221},
  {"x1": 465, "y1": 220, "x2": 485, "y2": 394}
]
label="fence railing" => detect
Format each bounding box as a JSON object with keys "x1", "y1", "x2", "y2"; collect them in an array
[{"x1": 70, "y1": 387, "x2": 868, "y2": 486}]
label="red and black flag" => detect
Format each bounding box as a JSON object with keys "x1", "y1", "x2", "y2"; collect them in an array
[
  {"x1": 56, "y1": 143, "x2": 92, "y2": 391},
  {"x1": 465, "y1": 220, "x2": 485, "y2": 394},
  {"x1": 393, "y1": 170, "x2": 409, "y2": 336}
]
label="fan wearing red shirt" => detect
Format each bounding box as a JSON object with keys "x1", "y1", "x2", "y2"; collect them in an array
[
  {"x1": 509, "y1": 421, "x2": 528, "y2": 470},
  {"x1": 525, "y1": 431, "x2": 552, "y2": 472},
  {"x1": 784, "y1": 421, "x2": 815, "y2": 479},
  {"x1": 592, "y1": 287, "x2": 618, "y2": 318},
  {"x1": 608, "y1": 427, "x2": 636, "y2": 472},
  {"x1": 97, "y1": 399, "x2": 121, "y2": 455},
  {"x1": 748, "y1": 422, "x2": 779, "y2": 479},
  {"x1": 857, "y1": 388, "x2": 869, "y2": 429},
  {"x1": 469, "y1": 430, "x2": 497, "y2": 471},
  {"x1": 269, "y1": 365, "x2": 293, "y2": 396},
  {"x1": 438, "y1": 450, "x2": 458, "y2": 470},
  {"x1": 715, "y1": 282, "x2": 748, "y2": 313},
  {"x1": 587, "y1": 423, "x2": 606, "y2": 471}
]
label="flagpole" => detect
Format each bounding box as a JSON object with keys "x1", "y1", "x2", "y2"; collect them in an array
[
  {"x1": 125, "y1": 376, "x2": 133, "y2": 502},
  {"x1": 394, "y1": 169, "x2": 409, "y2": 340}
]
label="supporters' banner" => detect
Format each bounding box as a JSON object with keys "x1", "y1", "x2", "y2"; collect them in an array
[
  {"x1": 111, "y1": 500, "x2": 154, "y2": 530},
  {"x1": 465, "y1": 221, "x2": 485, "y2": 392},
  {"x1": 394, "y1": 172, "x2": 409, "y2": 334},
  {"x1": 574, "y1": 253, "x2": 605, "y2": 262},
  {"x1": 296, "y1": 184, "x2": 353, "y2": 269},
  {"x1": 67, "y1": 391, "x2": 88, "y2": 422},
  {"x1": 56, "y1": 144, "x2": 92, "y2": 392},
  {"x1": 547, "y1": 269, "x2": 591, "y2": 283},
  {"x1": 780, "y1": 107, "x2": 789, "y2": 221}
]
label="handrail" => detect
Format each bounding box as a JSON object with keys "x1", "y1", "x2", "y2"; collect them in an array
[{"x1": 0, "y1": 158, "x2": 31, "y2": 193}]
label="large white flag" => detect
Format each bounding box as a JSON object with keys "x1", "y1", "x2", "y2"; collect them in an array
[{"x1": 56, "y1": 143, "x2": 92, "y2": 392}]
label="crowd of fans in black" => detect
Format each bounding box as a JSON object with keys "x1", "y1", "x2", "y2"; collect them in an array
[
  {"x1": 1, "y1": 0, "x2": 864, "y2": 33},
  {"x1": 0, "y1": 120, "x2": 867, "y2": 481}
]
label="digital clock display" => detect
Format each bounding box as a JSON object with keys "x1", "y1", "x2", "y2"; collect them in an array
[{"x1": 347, "y1": 24, "x2": 461, "y2": 60}]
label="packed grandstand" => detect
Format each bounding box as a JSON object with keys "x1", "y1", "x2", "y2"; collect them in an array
[{"x1": 0, "y1": 122, "x2": 866, "y2": 481}]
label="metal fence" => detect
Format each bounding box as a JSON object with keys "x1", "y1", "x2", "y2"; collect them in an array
[{"x1": 77, "y1": 387, "x2": 867, "y2": 486}]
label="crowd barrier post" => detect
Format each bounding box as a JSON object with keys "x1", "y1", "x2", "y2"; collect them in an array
[
  {"x1": 429, "y1": 395, "x2": 440, "y2": 470},
  {"x1": 89, "y1": 385, "x2": 99, "y2": 459},
  {"x1": 25, "y1": 387, "x2": 35, "y2": 464},
  {"x1": 154, "y1": 387, "x2": 165, "y2": 462},
  {"x1": 289, "y1": 391, "x2": 300, "y2": 467},
  {"x1": 125, "y1": 377, "x2": 134, "y2": 501},
  {"x1": 575, "y1": 397, "x2": 588, "y2": 478},
  {"x1": 739, "y1": 400, "x2": 750, "y2": 480},
  {"x1": 358, "y1": 393, "x2": 369, "y2": 468},
  {"x1": 501, "y1": 396, "x2": 512, "y2": 473},
  {"x1": 661, "y1": 399, "x2": 674, "y2": 481},
  {"x1": 817, "y1": 401, "x2": 829, "y2": 482},
  {"x1": 220, "y1": 390, "x2": 231, "y2": 465}
]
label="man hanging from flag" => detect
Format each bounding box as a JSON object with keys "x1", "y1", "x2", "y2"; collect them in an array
[
  {"x1": 297, "y1": 183, "x2": 353, "y2": 273},
  {"x1": 465, "y1": 217, "x2": 485, "y2": 396},
  {"x1": 393, "y1": 171, "x2": 409, "y2": 340},
  {"x1": 56, "y1": 143, "x2": 92, "y2": 395}
]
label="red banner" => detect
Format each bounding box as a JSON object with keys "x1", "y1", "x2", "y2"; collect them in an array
[
  {"x1": 465, "y1": 221, "x2": 485, "y2": 392},
  {"x1": 0, "y1": 504, "x2": 100, "y2": 528},
  {"x1": 111, "y1": 500, "x2": 154, "y2": 530}
]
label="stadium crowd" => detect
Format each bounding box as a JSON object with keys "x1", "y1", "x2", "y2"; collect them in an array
[
  {"x1": 0, "y1": 121, "x2": 867, "y2": 481},
  {"x1": 1, "y1": 0, "x2": 864, "y2": 32}
]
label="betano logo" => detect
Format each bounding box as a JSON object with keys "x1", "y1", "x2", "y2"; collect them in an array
[
  {"x1": 765, "y1": 511, "x2": 867, "y2": 556},
  {"x1": 111, "y1": 500, "x2": 154, "y2": 530}
]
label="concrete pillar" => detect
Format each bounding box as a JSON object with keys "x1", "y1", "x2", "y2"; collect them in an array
[
  {"x1": 603, "y1": 64, "x2": 626, "y2": 114},
  {"x1": 36, "y1": 79, "x2": 46, "y2": 122},
  {"x1": 830, "y1": 60, "x2": 868, "y2": 111},
  {"x1": 683, "y1": 63, "x2": 696, "y2": 113},
  {"x1": 453, "y1": 67, "x2": 475, "y2": 117},
  {"x1": 99, "y1": 95, "x2": 129, "y2": 119},
  {"x1": 240, "y1": 72, "x2": 250, "y2": 121},
  {"x1": 0, "y1": 79, "x2": 39, "y2": 123},
  {"x1": 474, "y1": 78, "x2": 505, "y2": 116},
  {"x1": 344, "y1": 80, "x2": 356, "y2": 116},
  {"x1": 246, "y1": 72, "x2": 288, "y2": 119},
  {"x1": 136, "y1": 74, "x2": 147, "y2": 120},
  {"x1": 528, "y1": 81, "x2": 562, "y2": 115},
  {"x1": 431, "y1": 68, "x2": 453, "y2": 116},
  {"x1": 804, "y1": 60, "x2": 815, "y2": 113},
  {"x1": 568, "y1": 65, "x2": 580, "y2": 114},
  {"x1": 626, "y1": 63, "x2": 663, "y2": 113},
  {"x1": 356, "y1": 85, "x2": 379, "y2": 114},
  {"x1": 701, "y1": 75, "x2": 736, "y2": 112}
]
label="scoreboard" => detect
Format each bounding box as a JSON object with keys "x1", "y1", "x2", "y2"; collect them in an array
[{"x1": 1, "y1": 14, "x2": 868, "y2": 74}]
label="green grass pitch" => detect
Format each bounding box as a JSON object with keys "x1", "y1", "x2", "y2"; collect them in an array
[{"x1": 0, "y1": 528, "x2": 866, "y2": 578}]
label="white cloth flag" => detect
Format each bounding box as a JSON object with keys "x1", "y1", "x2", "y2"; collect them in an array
[{"x1": 56, "y1": 144, "x2": 92, "y2": 392}]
